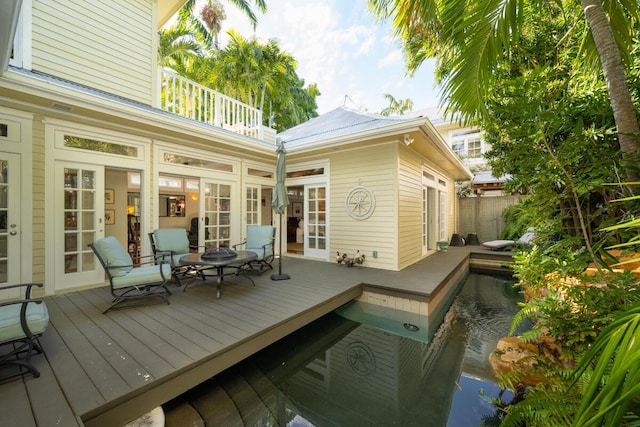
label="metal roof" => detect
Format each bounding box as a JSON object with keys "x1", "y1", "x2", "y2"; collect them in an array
[{"x1": 278, "y1": 106, "x2": 421, "y2": 147}]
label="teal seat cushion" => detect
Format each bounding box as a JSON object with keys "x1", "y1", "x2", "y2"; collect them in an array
[
  {"x1": 245, "y1": 226, "x2": 274, "y2": 260},
  {"x1": 0, "y1": 301, "x2": 49, "y2": 342},
  {"x1": 153, "y1": 229, "x2": 190, "y2": 257},
  {"x1": 93, "y1": 236, "x2": 133, "y2": 277},
  {"x1": 111, "y1": 264, "x2": 171, "y2": 290}
]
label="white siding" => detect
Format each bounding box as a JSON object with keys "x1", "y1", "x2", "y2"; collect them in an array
[
  {"x1": 329, "y1": 144, "x2": 398, "y2": 271},
  {"x1": 31, "y1": 0, "x2": 154, "y2": 104}
]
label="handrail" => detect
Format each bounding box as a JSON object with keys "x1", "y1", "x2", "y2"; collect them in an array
[{"x1": 159, "y1": 68, "x2": 265, "y2": 140}]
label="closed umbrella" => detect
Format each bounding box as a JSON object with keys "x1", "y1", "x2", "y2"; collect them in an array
[{"x1": 271, "y1": 138, "x2": 290, "y2": 280}]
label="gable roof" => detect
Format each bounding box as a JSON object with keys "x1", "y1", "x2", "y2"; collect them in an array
[
  {"x1": 277, "y1": 106, "x2": 473, "y2": 181},
  {"x1": 278, "y1": 106, "x2": 423, "y2": 147}
]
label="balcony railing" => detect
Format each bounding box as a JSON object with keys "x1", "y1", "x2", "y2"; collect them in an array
[{"x1": 159, "y1": 68, "x2": 275, "y2": 143}]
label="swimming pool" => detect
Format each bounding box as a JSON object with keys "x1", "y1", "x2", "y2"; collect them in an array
[{"x1": 164, "y1": 272, "x2": 525, "y2": 426}]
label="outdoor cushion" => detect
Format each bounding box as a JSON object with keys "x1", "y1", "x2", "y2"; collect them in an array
[
  {"x1": 92, "y1": 236, "x2": 133, "y2": 277},
  {"x1": 111, "y1": 264, "x2": 172, "y2": 289},
  {"x1": 245, "y1": 226, "x2": 275, "y2": 260},
  {"x1": 482, "y1": 228, "x2": 536, "y2": 250},
  {"x1": 0, "y1": 301, "x2": 49, "y2": 342},
  {"x1": 152, "y1": 228, "x2": 190, "y2": 255}
]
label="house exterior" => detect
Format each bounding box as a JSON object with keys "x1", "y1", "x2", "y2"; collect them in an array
[
  {"x1": 279, "y1": 107, "x2": 472, "y2": 271},
  {"x1": 0, "y1": 0, "x2": 471, "y2": 301}
]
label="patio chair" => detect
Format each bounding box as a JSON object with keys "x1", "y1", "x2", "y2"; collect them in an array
[
  {"x1": 149, "y1": 228, "x2": 202, "y2": 286},
  {"x1": 0, "y1": 282, "x2": 48, "y2": 382},
  {"x1": 232, "y1": 225, "x2": 276, "y2": 275},
  {"x1": 89, "y1": 236, "x2": 171, "y2": 313},
  {"x1": 482, "y1": 227, "x2": 536, "y2": 251}
]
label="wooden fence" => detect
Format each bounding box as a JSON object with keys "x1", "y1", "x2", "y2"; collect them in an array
[{"x1": 457, "y1": 195, "x2": 527, "y2": 243}]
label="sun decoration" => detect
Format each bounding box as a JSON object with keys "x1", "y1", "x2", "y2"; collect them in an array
[
  {"x1": 345, "y1": 185, "x2": 375, "y2": 220},
  {"x1": 346, "y1": 342, "x2": 376, "y2": 376}
]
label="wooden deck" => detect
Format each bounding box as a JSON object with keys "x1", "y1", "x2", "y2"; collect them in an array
[{"x1": 0, "y1": 247, "x2": 511, "y2": 427}]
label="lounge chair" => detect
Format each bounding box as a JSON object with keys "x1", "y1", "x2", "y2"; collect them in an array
[
  {"x1": 149, "y1": 228, "x2": 202, "y2": 286},
  {"x1": 233, "y1": 225, "x2": 276, "y2": 275},
  {"x1": 0, "y1": 283, "x2": 48, "y2": 382},
  {"x1": 89, "y1": 236, "x2": 171, "y2": 313},
  {"x1": 482, "y1": 228, "x2": 536, "y2": 251}
]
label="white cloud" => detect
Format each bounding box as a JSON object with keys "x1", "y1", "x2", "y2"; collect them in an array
[
  {"x1": 377, "y1": 50, "x2": 402, "y2": 69},
  {"x1": 214, "y1": 0, "x2": 440, "y2": 114}
]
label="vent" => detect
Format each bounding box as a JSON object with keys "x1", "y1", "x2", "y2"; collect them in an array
[{"x1": 51, "y1": 103, "x2": 73, "y2": 112}]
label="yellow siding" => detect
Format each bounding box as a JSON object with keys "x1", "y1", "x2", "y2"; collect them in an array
[
  {"x1": 397, "y1": 147, "x2": 424, "y2": 270},
  {"x1": 31, "y1": 0, "x2": 154, "y2": 104},
  {"x1": 32, "y1": 115, "x2": 46, "y2": 287},
  {"x1": 397, "y1": 146, "x2": 459, "y2": 269},
  {"x1": 329, "y1": 144, "x2": 398, "y2": 271}
]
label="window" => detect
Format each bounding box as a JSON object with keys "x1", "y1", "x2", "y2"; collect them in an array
[
  {"x1": 452, "y1": 142, "x2": 465, "y2": 156},
  {"x1": 158, "y1": 175, "x2": 182, "y2": 190},
  {"x1": 64, "y1": 135, "x2": 139, "y2": 157},
  {"x1": 449, "y1": 128, "x2": 484, "y2": 162},
  {"x1": 467, "y1": 139, "x2": 482, "y2": 158},
  {"x1": 163, "y1": 152, "x2": 233, "y2": 172}
]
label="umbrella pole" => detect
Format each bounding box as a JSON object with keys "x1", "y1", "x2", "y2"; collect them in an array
[{"x1": 271, "y1": 212, "x2": 290, "y2": 280}]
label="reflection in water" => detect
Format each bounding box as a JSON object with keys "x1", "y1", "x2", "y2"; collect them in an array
[{"x1": 164, "y1": 273, "x2": 524, "y2": 427}]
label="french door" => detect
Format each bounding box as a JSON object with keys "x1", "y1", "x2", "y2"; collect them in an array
[
  {"x1": 55, "y1": 162, "x2": 105, "y2": 290},
  {"x1": 0, "y1": 153, "x2": 22, "y2": 299},
  {"x1": 304, "y1": 185, "x2": 328, "y2": 259},
  {"x1": 201, "y1": 180, "x2": 232, "y2": 248}
]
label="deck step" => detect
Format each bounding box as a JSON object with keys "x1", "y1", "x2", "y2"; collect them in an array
[
  {"x1": 189, "y1": 379, "x2": 244, "y2": 427},
  {"x1": 164, "y1": 402, "x2": 204, "y2": 427}
]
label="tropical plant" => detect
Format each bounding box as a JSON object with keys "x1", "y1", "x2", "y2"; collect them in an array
[
  {"x1": 378, "y1": 93, "x2": 414, "y2": 116},
  {"x1": 207, "y1": 31, "x2": 319, "y2": 130},
  {"x1": 497, "y1": 190, "x2": 640, "y2": 425},
  {"x1": 158, "y1": 23, "x2": 204, "y2": 68},
  {"x1": 367, "y1": 0, "x2": 640, "y2": 180},
  {"x1": 159, "y1": 3, "x2": 319, "y2": 131}
]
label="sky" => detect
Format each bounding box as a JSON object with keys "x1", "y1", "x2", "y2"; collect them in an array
[{"x1": 217, "y1": 0, "x2": 441, "y2": 115}]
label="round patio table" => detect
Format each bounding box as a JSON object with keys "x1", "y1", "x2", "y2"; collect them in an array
[{"x1": 179, "y1": 250, "x2": 258, "y2": 298}]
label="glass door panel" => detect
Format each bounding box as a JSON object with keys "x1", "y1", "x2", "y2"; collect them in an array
[
  {"x1": 56, "y1": 162, "x2": 104, "y2": 290},
  {"x1": 202, "y1": 181, "x2": 232, "y2": 248},
  {"x1": 305, "y1": 185, "x2": 328, "y2": 258},
  {"x1": 246, "y1": 186, "x2": 259, "y2": 226},
  {"x1": 0, "y1": 153, "x2": 21, "y2": 299}
]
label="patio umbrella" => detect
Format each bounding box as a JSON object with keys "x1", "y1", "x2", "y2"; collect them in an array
[{"x1": 271, "y1": 138, "x2": 290, "y2": 280}]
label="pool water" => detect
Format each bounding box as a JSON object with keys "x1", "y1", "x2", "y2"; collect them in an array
[{"x1": 164, "y1": 272, "x2": 526, "y2": 426}]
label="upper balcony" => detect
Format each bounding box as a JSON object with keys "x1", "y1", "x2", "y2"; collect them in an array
[{"x1": 159, "y1": 68, "x2": 277, "y2": 144}]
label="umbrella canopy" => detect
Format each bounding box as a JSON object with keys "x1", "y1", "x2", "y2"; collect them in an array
[{"x1": 272, "y1": 139, "x2": 289, "y2": 214}]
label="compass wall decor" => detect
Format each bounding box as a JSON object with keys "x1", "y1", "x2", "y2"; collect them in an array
[{"x1": 345, "y1": 185, "x2": 375, "y2": 220}]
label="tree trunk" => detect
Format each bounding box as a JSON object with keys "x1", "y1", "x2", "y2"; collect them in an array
[{"x1": 581, "y1": 0, "x2": 640, "y2": 182}]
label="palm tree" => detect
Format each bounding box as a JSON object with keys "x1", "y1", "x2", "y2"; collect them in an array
[
  {"x1": 368, "y1": 0, "x2": 640, "y2": 180},
  {"x1": 158, "y1": 24, "x2": 203, "y2": 68},
  {"x1": 379, "y1": 93, "x2": 414, "y2": 116},
  {"x1": 177, "y1": 0, "x2": 267, "y2": 49},
  {"x1": 199, "y1": 1, "x2": 226, "y2": 48}
]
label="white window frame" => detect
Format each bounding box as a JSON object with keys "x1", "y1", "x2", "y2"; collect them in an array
[
  {"x1": 449, "y1": 127, "x2": 485, "y2": 165},
  {"x1": 422, "y1": 166, "x2": 449, "y2": 253}
]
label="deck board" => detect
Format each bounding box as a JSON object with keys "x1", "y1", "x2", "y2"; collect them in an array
[{"x1": 0, "y1": 248, "x2": 510, "y2": 426}]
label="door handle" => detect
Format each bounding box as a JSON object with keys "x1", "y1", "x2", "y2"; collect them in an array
[{"x1": 9, "y1": 231, "x2": 17, "y2": 236}]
